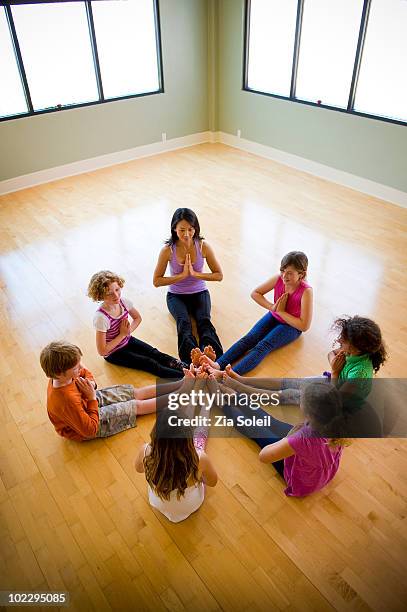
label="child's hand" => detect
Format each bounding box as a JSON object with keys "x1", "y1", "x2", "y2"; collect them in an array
[
  {"x1": 119, "y1": 317, "x2": 130, "y2": 338},
  {"x1": 331, "y1": 351, "x2": 346, "y2": 375},
  {"x1": 75, "y1": 377, "x2": 97, "y2": 401},
  {"x1": 327, "y1": 349, "x2": 339, "y2": 365},
  {"x1": 275, "y1": 293, "x2": 288, "y2": 312}
]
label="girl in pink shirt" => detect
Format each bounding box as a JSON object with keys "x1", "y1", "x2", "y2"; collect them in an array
[
  {"x1": 221, "y1": 379, "x2": 347, "y2": 497},
  {"x1": 201, "y1": 251, "x2": 313, "y2": 374}
]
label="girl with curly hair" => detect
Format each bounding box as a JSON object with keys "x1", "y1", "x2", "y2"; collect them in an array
[{"x1": 88, "y1": 270, "x2": 185, "y2": 378}]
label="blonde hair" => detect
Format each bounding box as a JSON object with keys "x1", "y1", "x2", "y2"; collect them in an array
[
  {"x1": 40, "y1": 341, "x2": 82, "y2": 378},
  {"x1": 87, "y1": 270, "x2": 125, "y2": 302}
]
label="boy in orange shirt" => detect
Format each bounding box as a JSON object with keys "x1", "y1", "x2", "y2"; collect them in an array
[{"x1": 40, "y1": 341, "x2": 185, "y2": 441}]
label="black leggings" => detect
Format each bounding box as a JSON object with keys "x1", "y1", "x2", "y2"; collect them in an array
[
  {"x1": 105, "y1": 337, "x2": 183, "y2": 379},
  {"x1": 222, "y1": 401, "x2": 293, "y2": 479},
  {"x1": 166, "y1": 289, "x2": 223, "y2": 365}
]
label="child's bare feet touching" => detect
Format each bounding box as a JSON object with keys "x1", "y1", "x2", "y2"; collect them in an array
[
  {"x1": 183, "y1": 364, "x2": 196, "y2": 378},
  {"x1": 224, "y1": 364, "x2": 240, "y2": 380},
  {"x1": 199, "y1": 354, "x2": 220, "y2": 370},
  {"x1": 207, "y1": 366, "x2": 223, "y2": 380},
  {"x1": 191, "y1": 347, "x2": 203, "y2": 367},
  {"x1": 203, "y1": 345, "x2": 216, "y2": 361},
  {"x1": 196, "y1": 369, "x2": 209, "y2": 380}
]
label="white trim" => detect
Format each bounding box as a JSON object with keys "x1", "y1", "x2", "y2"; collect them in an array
[
  {"x1": 2, "y1": 128, "x2": 406, "y2": 208},
  {"x1": 216, "y1": 131, "x2": 407, "y2": 209},
  {"x1": 0, "y1": 131, "x2": 211, "y2": 196}
]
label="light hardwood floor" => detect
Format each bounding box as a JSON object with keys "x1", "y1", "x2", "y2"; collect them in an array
[{"x1": 1, "y1": 143, "x2": 407, "y2": 611}]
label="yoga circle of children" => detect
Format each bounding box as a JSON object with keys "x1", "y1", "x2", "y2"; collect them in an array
[{"x1": 40, "y1": 207, "x2": 388, "y2": 522}]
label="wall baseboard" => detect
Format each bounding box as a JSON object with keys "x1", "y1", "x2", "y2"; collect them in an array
[
  {"x1": 216, "y1": 131, "x2": 407, "y2": 209},
  {"x1": 0, "y1": 131, "x2": 211, "y2": 196},
  {"x1": 1, "y1": 128, "x2": 406, "y2": 209}
]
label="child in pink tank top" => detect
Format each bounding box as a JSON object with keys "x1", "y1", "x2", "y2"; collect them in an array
[{"x1": 201, "y1": 251, "x2": 313, "y2": 375}]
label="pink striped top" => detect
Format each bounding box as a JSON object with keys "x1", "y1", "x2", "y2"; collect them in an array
[
  {"x1": 94, "y1": 299, "x2": 131, "y2": 356},
  {"x1": 272, "y1": 276, "x2": 311, "y2": 324}
]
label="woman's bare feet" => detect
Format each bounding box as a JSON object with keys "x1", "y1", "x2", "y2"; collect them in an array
[
  {"x1": 199, "y1": 354, "x2": 220, "y2": 370},
  {"x1": 191, "y1": 347, "x2": 203, "y2": 367},
  {"x1": 203, "y1": 345, "x2": 216, "y2": 361}
]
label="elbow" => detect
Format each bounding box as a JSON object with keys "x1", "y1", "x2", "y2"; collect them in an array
[
  {"x1": 259, "y1": 448, "x2": 273, "y2": 463},
  {"x1": 97, "y1": 348, "x2": 105, "y2": 357},
  {"x1": 153, "y1": 278, "x2": 160, "y2": 288},
  {"x1": 259, "y1": 453, "x2": 269, "y2": 464},
  {"x1": 218, "y1": 272, "x2": 223, "y2": 282},
  {"x1": 302, "y1": 321, "x2": 311, "y2": 332},
  {"x1": 250, "y1": 290, "x2": 257, "y2": 301}
]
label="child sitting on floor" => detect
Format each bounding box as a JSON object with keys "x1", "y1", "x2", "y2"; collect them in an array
[
  {"x1": 40, "y1": 341, "x2": 187, "y2": 441},
  {"x1": 217, "y1": 378, "x2": 349, "y2": 497},
  {"x1": 88, "y1": 270, "x2": 185, "y2": 378}
]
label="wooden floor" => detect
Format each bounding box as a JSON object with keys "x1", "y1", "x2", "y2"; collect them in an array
[{"x1": 1, "y1": 143, "x2": 407, "y2": 611}]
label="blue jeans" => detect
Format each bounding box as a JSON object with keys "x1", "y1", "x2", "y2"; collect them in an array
[
  {"x1": 217, "y1": 313, "x2": 301, "y2": 374},
  {"x1": 222, "y1": 401, "x2": 293, "y2": 478}
]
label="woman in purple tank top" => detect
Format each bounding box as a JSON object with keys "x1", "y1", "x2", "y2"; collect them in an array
[
  {"x1": 153, "y1": 208, "x2": 224, "y2": 365},
  {"x1": 201, "y1": 251, "x2": 313, "y2": 375}
]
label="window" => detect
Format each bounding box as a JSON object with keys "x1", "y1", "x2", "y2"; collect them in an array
[
  {"x1": 295, "y1": 0, "x2": 363, "y2": 109},
  {"x1": 0, "y1": 0, "x2": 163, "y2": 121},
  {"x1": 0, "y1": 9, "x2": 27, "y2": 118},
  {"x1": 246, "y1": 0, "x2": 298, "y2": 98},
  {"x1": 92, "y1": 0, "x2": 160, "y2": 99},
  {"x1": 354, "y1": 0, "x2": 407, "y2": 122},
  {"x1": 244, "y1": 0, "x2": 407, "y2": 125}
]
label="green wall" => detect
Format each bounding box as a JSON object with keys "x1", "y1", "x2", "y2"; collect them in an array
[
  {"x1": 1, "y1": 0, "x2": 406, "y2": 192},
  {"x1": 217, "y1": 0, "x2": 407, "y2": 192},
  {"x1": 0, "y1": 0, "x2": 209, "y2": 181}
]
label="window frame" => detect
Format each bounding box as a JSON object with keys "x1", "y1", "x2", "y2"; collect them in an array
[
  {"x1": 0, "y1": 0, "x2": 164, "y2": 122},
  {"x1": 243, "y1": 0, "x2": 407, "y2": 127}
]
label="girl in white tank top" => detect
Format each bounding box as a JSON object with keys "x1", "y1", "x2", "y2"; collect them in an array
[{"x1": 135, "y1": 411, "x2": 217, "y2": 523}]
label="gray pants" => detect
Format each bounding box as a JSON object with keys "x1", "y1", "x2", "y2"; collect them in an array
[{"x1": 96, "y1": 384, "x2": 137, "y2": 437}]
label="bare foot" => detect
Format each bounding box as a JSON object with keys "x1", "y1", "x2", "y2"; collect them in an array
[
  {"x1": 203, "y1": 345, "x2": 216, "y2": 361},
  {"x1": 199, "y1": 354, "x2": 220, "y2": 370},
  {"x1": 225, "y1": 364, "x2": 240, "y2": 380},
  {"x1": 196, "y1": 370, "x2": 208, "y2": 380},
  {"x1": 207, "y1": 366, "x2": 223, "y2": 380},
  {"x1": 183, "y1": 366, "x2": 196, "y2": 379},
  {"x1": 191, "y1": 347, "x2": 203, "y2": 367}
]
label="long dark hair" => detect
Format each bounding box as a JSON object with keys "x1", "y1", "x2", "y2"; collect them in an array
[
  {"x1": 301, "y1": 381, "x2": 350, "y2": 448},
  {"x1": 144, "y1": 410, "x2": 200, "y2": 501},
  {"x1": 165, "y1": 208, "x2": 204, "y2": 246},
  {"x1": 332, "y1": 316, "x2": 387, "y2": 373}
]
